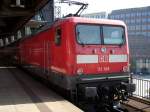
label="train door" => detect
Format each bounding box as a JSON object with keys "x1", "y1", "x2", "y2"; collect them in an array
[
  {"x1": 44, "y1": 40, "x2": 51, "y2": 79},
  {"x1": 52, "y1": 27, "x2": 62, "y2": 68},
  {"x1": 51, "y1": 25, "x2": 67, "y2": 74}
]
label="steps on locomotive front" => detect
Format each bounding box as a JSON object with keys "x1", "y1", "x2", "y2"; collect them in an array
[
  {"x1": 0, "y1": 66, "x2": 83, "y2": 112},
  {"x1": 122, "y1": 98, "x2": 150, "y2": 112}
]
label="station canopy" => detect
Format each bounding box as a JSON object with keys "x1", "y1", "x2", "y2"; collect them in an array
[{"x1": 0, "y1": 0, "x2": 51, "y2": 37}]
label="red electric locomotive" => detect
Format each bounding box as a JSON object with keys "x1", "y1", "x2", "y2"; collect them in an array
[{"x1": 17, "y1": 17, "x2": 135, "y2": 111}]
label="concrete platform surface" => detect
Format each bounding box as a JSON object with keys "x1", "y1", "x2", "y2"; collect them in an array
[{"x1": 0, "y1": 67, "x2": 83, "y2": 112}]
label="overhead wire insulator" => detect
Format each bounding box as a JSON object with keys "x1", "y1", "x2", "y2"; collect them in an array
[{"x1": 59, "y1": 0, "x2": 88, "y2": 17}]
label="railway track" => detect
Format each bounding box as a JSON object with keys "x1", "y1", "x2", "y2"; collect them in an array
[{"x1": 122, "y1": 97, "x2": 150, "y2": 112}]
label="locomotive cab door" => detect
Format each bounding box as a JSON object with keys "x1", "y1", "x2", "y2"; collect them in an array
[
  {"x1": 51, "y1": 26, "x2": 67, "y2": 74},
  {"x1": 44, "y1": 40, "x2": 51, "y2": 78}
]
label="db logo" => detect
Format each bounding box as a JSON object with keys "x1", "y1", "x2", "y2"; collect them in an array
[{"x1": 99, "y1": 55, "x2": 109, "y2": 62}]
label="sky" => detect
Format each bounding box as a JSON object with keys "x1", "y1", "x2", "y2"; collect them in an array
[{"x1": 56, "y1": 0, "x2": 150, "y2": 15}]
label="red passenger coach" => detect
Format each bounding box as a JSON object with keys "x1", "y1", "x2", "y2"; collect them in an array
[{"x1": 17, "y1": 17, "x2": 135, "y2": 109}]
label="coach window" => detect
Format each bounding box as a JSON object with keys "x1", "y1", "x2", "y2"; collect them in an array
[{"x1": 55, "y1": 28, "x2": 61, "y2": 45}]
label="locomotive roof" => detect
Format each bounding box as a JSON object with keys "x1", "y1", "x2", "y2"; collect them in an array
[
  {"x1": 19, "y1": 17, "x2": 126, "y2": 43},
  {"x1": 57, "y1": 17, "x2": 126, "y2": 26}
]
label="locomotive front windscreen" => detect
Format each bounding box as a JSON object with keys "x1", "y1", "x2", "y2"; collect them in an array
[{"x1": 76, "y1": 24, "x2": 125, "y2": 45}]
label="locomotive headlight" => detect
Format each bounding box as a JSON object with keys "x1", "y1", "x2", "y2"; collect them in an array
[
  {"x1": 123, "y1": 66, "x2": 129, "y2": 72},
  {"x1": 77, "y1": 68, "x2": 83, "y2": 75}
]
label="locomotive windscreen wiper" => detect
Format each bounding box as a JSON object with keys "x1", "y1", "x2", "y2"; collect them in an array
[
  {"x1": 77, "y1": 30, "x2": 85, "y2": 47},
  {"x1": 119, "y1": 32, "x2": 125, "y2": 47}
]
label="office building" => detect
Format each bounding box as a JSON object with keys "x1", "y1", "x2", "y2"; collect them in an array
[
  {"x1": 109, "y1": 6, "x2": 150, "y2": 74},
  {"x1": 82, "y1": 12, "x2": 107, "y2": 19},
  {"x1": 109, "y1": 6, "x2": 150, "y2": 38}
]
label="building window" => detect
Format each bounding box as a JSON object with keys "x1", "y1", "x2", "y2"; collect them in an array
[
  {"x1": 148, "y1": 25, "x2": 150, "y2": 30},
  {"x1": 115, "y1": 15, "x2": 119, "y2": 19},
  {"x1": 147, "y1": 11, "x2": 150, "y2": 16},
  {"x1": 131, "y1": 13, "x2": 135, "y2": 17},
  {"x1": 137, "y1": 12, "x2": 141, "y2": 17},
  {"x1": 142, "y1": 12, "x2": 147, "y2": 16},
  {"x1": 111, "y1": 15, "x2": 114, "y2": 19},
  {"x1": 142, "y1": 32, "x2": 147, "y2": 36},
  {"x1": 127, "y1": 20, "x2": 130, "y2": 24},
  {"x1": 128, "y1": 26, "x2": 130, "y2": 30},
  {"x1": 142, "y1": 25, "x2": 147, "y2": 30},
  {"x1": 34, "y1": 14, "x2": 42, "y2": 21},
  {"x1": 130, "y1": 26, "x2": 135, "y2": 30},
  {"x1": 136, "y1": 25, "x2": 141, "y2": 30},
  {"x1": 136, "y1": 32, "x2": 141, "y2": 35},
  {"x1": 131, "y1": 19, "x2": 135, "y2": 24},
  {"x1": 148, "y1": 18, "x2": 150, "y2": 22},
  {"x1": 121, "y1": 14, "x2": 124, "y2": 18},
  {"x1": 148, "y1": 32, "x2": 150, "y2": 37},
  {"x1": 115, "y1": 15, "x2": 118, "y2": 19},
  {"x1": 126, "y1": 13, "x2": 130, "y2": 18},
  {"x1": 130, "y1": 32, "x2": 135, "y2": 35},
  {"x1": 142, "y1": 18, "x2": 147, "y2": 23},
  {"x1": 136, "y1": 19, "x2": 141, "y2": 23}
]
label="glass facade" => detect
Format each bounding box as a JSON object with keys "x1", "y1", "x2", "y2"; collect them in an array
[
  {"x1": 109, "y1": 6, "x2": 150, "y2": 38},
  {"x1": 109, "y1": 6, "x2": 150, "y2": 74},
  {"x1": 135, "y1": 58, "x2": 150, "y2": 73},
  {"x1": 81, "y1": 12, "x2": 107, "y2": 19}
]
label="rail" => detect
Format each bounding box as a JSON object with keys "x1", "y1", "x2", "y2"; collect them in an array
[{"x1": 131, "y1": 76, "x2": 150, "y2": 101}]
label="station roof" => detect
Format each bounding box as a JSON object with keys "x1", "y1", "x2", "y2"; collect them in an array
[
  {"x1": 26, "y1": 20, "x2": 47, "y2": 28},
  {"x1": 0, "y1": 0, "x2": 50, "y2": 37}
]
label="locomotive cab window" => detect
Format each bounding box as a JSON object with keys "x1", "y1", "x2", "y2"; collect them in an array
[
  {"x1": 55, "y1": 28, "x2": 61, "y2": 45},
  {"x1": 76, "y1": 24, "x2": 125, "y2": 45},
  {"x1": 103, "y1": 26, "x2": 125, "y2": 45},
  {"x1": 76, "y1": 24, "x2": 101, "y2": 45}
]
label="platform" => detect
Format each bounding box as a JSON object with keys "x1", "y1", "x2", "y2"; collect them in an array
[{"x1": 0, "y1": 67, "x2": 83, "y2": 112}]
